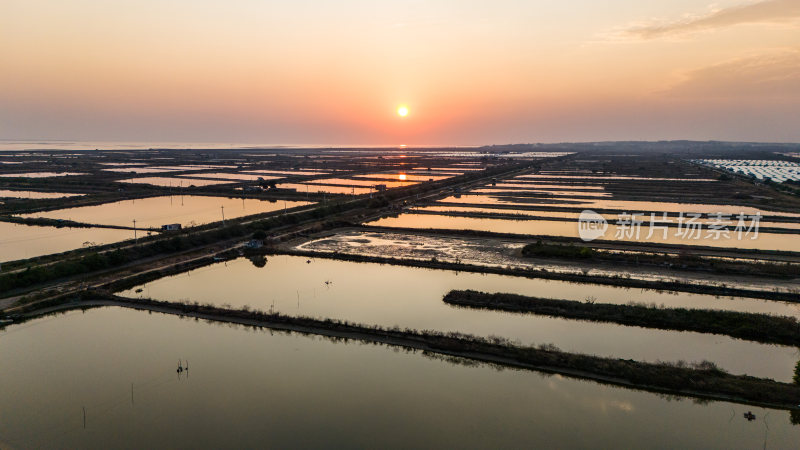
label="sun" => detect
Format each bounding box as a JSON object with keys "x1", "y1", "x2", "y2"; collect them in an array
[{"x1": 397, "y1": 105, "x2": 409, "y2": 117}]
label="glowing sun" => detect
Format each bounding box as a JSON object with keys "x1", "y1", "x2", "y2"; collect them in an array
[{"x1": 397, "y1": 105, "x2": 409, "y2": 117}]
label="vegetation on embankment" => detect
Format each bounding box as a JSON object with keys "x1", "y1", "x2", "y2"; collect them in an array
[
  {"x1": 443, "y1": 290, "x2": 800, "y2": 347},
  {"x1": 521, "y1": 240, "x2": 800, "y2": 279},
  {"x1": 280, "y1": 248, "x2": 800, "y2": 302},
  {"x1": 8, "y1": 294, "x2": 800, "y2": 409}
]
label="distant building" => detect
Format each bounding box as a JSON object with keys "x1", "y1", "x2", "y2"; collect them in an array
[
  {"x1": 161, "y1": 223, "x2": 182, "y2": 231},
  {"x1": 375, "y1": 184, "x2": 387, "y2": 192}
]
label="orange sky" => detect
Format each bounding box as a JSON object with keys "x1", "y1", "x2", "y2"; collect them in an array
[{"x1": 1, "y1": 0, "x2": 799, "y2": 144}]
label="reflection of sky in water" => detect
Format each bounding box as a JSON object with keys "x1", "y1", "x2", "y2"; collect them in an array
[
  {"x1": 368, "y1": 214, "x2": 800, "y2": 252},
  {"x1": 2, "y1": 306, "x2": 796, "y2": 448},
  {"x1": 120, "y1": 255, "x2": 800, "y2": 381},
  {"x1": 298, "y1": 230, "x2": 800, "y2": 298}
]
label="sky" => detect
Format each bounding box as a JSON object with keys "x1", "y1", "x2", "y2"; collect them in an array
[{"x1": 1, "y1": 0, "x2": 799, "y2": 145}]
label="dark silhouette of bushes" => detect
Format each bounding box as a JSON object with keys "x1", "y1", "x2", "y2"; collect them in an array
[
  {"x1": 522, "y1": 240, "x2": 594, "y2": 258},
  {"x1": 443, "y1": 290, "x2": 800, "y2": 347}
]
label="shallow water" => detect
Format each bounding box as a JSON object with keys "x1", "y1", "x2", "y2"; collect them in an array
[
  {"x1": 489, "y1": 183, "x2": 606, "y2": 190},
  {"x1": 354, "y1": 173, "x2": 452, "y2": 182},
  {"x1": 117, "y1": 177, "x2": 234, "y2": 187},
  {"x1": 276, "y1": 183, "x2": 375, "y2": 195},
  {"x1": 416, "y1": 206, "x2": 800, "y2": 230},
  {"x1": 310, "y1": 177, "x2": 420, "y2": 188},
  {"x1": 298, "y1": 230, "x2": 800, "y2": 293},
  {"x1": 21, "y1": 196, "x2": 312, "y2": 229},
  {"x1": 102, "y1": 167, "x2": 186, "y2": 174},
  {"x1": 472, "y1": 188, "x2": 613, "y2": 197},
  {"x1": 245, "y1": 169, "x2": 331, "y2": 176},
  {"x1": 439, "y1": 195, "x2": 800, "y2": 218},
  {"x1": 369, "y1": 214, "x2": 800, "y2": 251},
  {"x1": 177, "y1": 172, "x2": 282, "y2": 181},
  {"x1": 516, "y1": 174, "x2": 716, "y2": 182},
  {"x1": 0, "y1": 172, "x2": 86, "y2": 178},
  {"x1": 1, "y1": 307, "x2": 796, "y2": 449},
  {"x1": 0, "y1": 190, "x2": 83, "y2": 199},
  {"x1": 119, "y1": 256, "x2": 799, "y2": 381},
  {"x1": 0, "y1": 222, "x2": 134, "y2": 263}
]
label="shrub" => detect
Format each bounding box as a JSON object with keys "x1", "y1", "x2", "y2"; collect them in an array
[{"x1": 794, "y1": 360, "x2": 800, "y2": 385}]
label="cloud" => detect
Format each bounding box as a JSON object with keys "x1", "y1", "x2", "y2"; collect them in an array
[
  {"x1": 662, "y1": 49, "x2": 800, "y2": 99},
  {"x1": 622, "y1": 0, "x2": 800, "y2": 39}
]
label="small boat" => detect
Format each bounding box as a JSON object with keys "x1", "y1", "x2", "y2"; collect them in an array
[
  {"x1": 177, "y1": 360, "x2": 184, "y2": 373},
  {"x1": 743, "y1": 411, "x2": 756, "y2": 421}
]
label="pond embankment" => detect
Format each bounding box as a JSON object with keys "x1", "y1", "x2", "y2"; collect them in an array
[{"x1": 443, "y1": 289, "x2": 800, "y2": 347}]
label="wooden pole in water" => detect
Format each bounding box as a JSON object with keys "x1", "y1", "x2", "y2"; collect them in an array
[
  {"x1": 131, "y1": 383, "x2": 134, "y2": 406},
  {"x1": 83, "y1": 406, "x2": 86, "y2": 429},
  {"x1": 221, "y1": 206, "x2": 225, "y2": 226}
]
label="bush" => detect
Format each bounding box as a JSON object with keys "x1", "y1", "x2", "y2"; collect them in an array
[
  {"x1": 795, "y1": 360, "x2": 800, "y2": 385},
  {"x1": 521, "y1": 241, "x2": 594, "y2": 259}
]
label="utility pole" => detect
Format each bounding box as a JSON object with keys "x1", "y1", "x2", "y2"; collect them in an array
[
  {"x1": 133, "y1": 219, "x2": 137, "y2": 242},
  {"x1": 221, "y1": 206, "x2": 226, "y2": 226}
]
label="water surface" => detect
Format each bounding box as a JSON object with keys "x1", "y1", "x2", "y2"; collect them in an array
[
  {"x1": 0, "y1": 222, "x2": 134, "y2": 263},
  {"x1": 119, "y1": 256, "x2": 800, "y2": 381},
  {"x1": 3, "y1": 307, "x2": 794, "y2": 449},
  {"x1": 21, "y1": 196, "x2": 311, "y2": 229}
]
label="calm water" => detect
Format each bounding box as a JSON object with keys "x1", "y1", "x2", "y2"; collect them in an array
[
  {"x1": 119, "y1": 256, "x2": 800, "y2": 381},
  {"x1": 0, "y1": 307, "x2": 797, "y2": 449},
  {"x1": 117, "y1": 177, "x2": 234, "y2": 187},
  {"x1": 0, "y1": 172, "x2": 86, "y2": 178},
  {"x1": 20, "y1": 196, "x2": 311, "y2": 229},
  {"x1": 178, "y1": 173, "x2": 281, "y2": 181},
  {"x1": 416, "y1": 206, "x2": 800, "y2": 229},
  {"x1": 0, "y1": 222, "x2": 134, "y2": 263},
  {"x1": 276, "y1": 183, "x2": 375, "y2": 195},
  {"x1": 310, "y1": 177, "x2": 420, "y2": 188},
  {"x1": 102, "y1": 167, "x2": 189, "y2": 174},
  {"x1": 439, "y1": 195, "x2": 800, "y2": 218},
  {"x1": 354, "y1": 174, "x2": 452, "y2": 181},
  {"x1": 0, "y1": 190, "x2": 83, "y2": 199},
  {"x1": 369, "y1": 214, "x2": 800, "y2": 251},
  {"x1": 472, "y1": 188, "x2": 613, "y2": 197}
]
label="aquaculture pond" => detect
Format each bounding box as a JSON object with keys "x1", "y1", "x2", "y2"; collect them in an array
[
  {"x1": 102, "y1": 167, "x2": 187, "y2": 174},
  {"x1": 309, "y1": 178, "x2": 420, "y2": 188},
  {"x1": 296, "y1": 230, "x2": 800, "y2": 293},
  {"x1": 20, "y1": 196, "x2": 312, "y2": 229},
  {"x1": 177, "y1": 173, "x2": 281, "y2": 181},
  {"x1": 119, "y1": 256, "x2": 800, "y2": 381},
  {"x1": 1, "y1": 307, "x2": 796, "y2": 449},
  {"x1": 367, "y1": 214, "x2": 800, "y2": 251},
  {"x1": 0, "y1": 221, "x2": 134, "y2": 263},
  {"x1": 439, "y1": 195, "x2": 800, "y2": 218},
  {"x1": 0, "y1": 190, "x2": 83, "y2": 199},
  {"x1": 415, "y1": 206, "x2": 800, "y2": 230},
  {"x1": 0, "y1": 172, "x2": 86, "y2": 178},
  {"x1": 353, "y1": 174, "x2": 452, "y2": 182},
  {"x1": 275, "y1": 183, "x2": 375, "y2": 195},
  {"x1": 117, "y1": 177, "x2": 234, "y2": 187}
]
